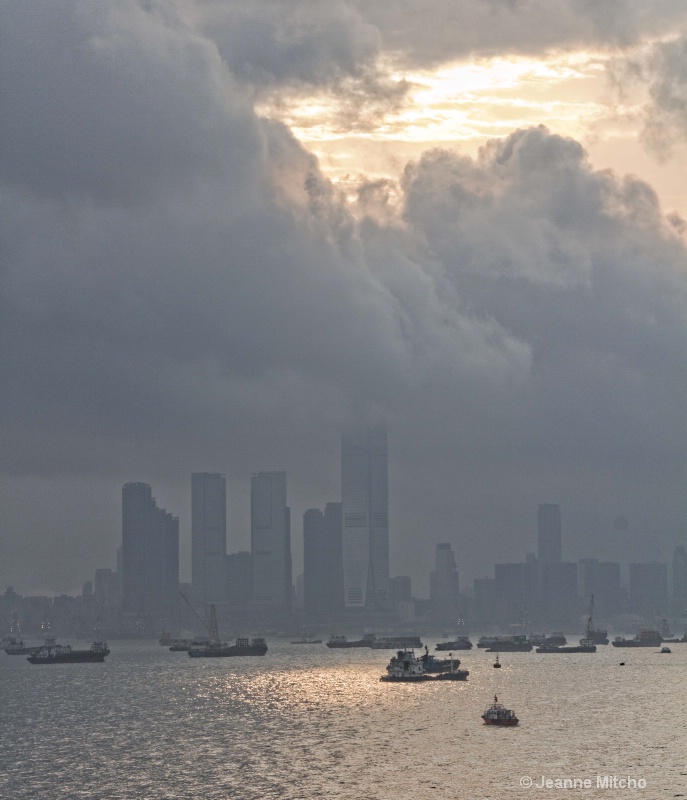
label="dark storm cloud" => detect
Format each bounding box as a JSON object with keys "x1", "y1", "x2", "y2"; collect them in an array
[{"x1": 1, "y1": 1, "x2": 686, "y2": 591}]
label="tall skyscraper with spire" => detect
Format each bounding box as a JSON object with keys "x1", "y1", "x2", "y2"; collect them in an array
[
  {"x1": 191, "y1": 473, "x2": 227, "y2": 614},
  {"x1": 341, "y1": 422, "x2": 389, "y2": 609}
]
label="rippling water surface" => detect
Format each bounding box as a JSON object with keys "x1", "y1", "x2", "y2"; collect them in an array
[{"x1": 1, "y1": 639, "x2": 685, "y2": 799}]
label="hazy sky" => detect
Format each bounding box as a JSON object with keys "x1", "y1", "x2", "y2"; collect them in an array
[{"x1": 2, "y1": 0, "x2": 687, "y2": 596}]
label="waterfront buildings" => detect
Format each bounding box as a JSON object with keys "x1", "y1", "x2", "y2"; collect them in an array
[
  {"x1": 341, "y1": 422, "x2": 389, "y2": 609},
  {"x1": 251, "y1": 471, "x2": 292, "y2": 610},
  {"x1": 303, "y1": 502, "x2": 343, "y2": 614},
  {"x1": 191, "y1": 472, "x2": 227, "y2": 614},
  {"x1": 121, "y1": 482, "x2": 179, "y2": 623}
]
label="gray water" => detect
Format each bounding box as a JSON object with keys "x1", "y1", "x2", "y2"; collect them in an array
[{"x1": 1, "y1": 639, "x2": 685, "y2": 799}]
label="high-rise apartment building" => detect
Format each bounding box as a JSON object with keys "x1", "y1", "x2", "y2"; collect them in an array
[
  {"x1": 251, "y1": 472, "x2": 292, "y2": 609},
  {"x1": 341, "y1": 422, "x2": 389, "y2": 609},
  {"x1": 537, "y1": 504, "x2": 562, "y2": 563},
  {"x1": 303, "y1": 502, "x2": 343, "y2": 614},
  {"x1": 121, "y1": 482, "x2": 179, "y2": 622},
  {"x1": 191, "y1": 473, "x2": 227, "y2": 613},
  {"x1": 673, "y1": 546, "x2": 687, "y2": 612},
  {"x1": 629, "y1": 561, "x2": 668, "y2": 617},
  {"x1": 430, "y1": 543, "x2": 460, "y2": 607}
]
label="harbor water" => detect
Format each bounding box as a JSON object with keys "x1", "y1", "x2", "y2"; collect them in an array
[{"x1": 1, "y1": 639, "x2": 685, "y2": 799}]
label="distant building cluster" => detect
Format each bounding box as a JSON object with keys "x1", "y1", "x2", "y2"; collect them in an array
[{"x1": 3, "y1": 425, "x2": 686, "y2": 638}]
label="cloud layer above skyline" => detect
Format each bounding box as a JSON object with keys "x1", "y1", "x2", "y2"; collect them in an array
[{"x1": 1, "y1": 1, "x2": 686, "y2": 593}]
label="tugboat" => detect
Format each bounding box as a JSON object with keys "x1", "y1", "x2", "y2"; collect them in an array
[
  {"x1": 27, "y1": 640, "x2": 110, "y2": 664},
  {"x1": 481, "y1": 695, "x2": 519, "y2": 726}
]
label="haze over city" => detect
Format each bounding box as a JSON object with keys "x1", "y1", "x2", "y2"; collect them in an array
[{"x1": 2, "y1": 0, "x2": 687, "y2": 597}]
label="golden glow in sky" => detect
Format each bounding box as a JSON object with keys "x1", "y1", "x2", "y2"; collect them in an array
[{"x1": 258, "y1": 48, "x2": 687, "y2": 218}]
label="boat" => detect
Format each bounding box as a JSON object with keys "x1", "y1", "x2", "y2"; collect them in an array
[
  {"x1": 369, "y1": 635, "x2": 423, "y2": 650},
  {"x1": 584, "y1": 595, "x2": 609, "y2": 644},
  {"x1": 169, "y1": 638, "x2": 207, "y2": 652},
  {"x1": 612, "y1": 630, "x2": 663, "y2": 647},
  {"x1": 481, "y1": 696, "x2": 519, "y2": 726},
  {"x1": 27, "y1": 640, "x2": 110, "y2": 664},
  {"x1": 290, "y1": 636, "x2": 323, "y2": 644},
  {"x1": 660, "y1": 646, "x2": 671, "y2": 653},
  {"x1": 380, "y1": 649, "x2": 426, "y2": 681},
  {"x1": 420, "y1": 646, "x2": 461, "y2": 674},
  {"x1": 3, "y1": 638, "x2": 39, "y2": 656},
  {"x1": 326, "y1": 633, "x2": 376, "y2": 648},
  {"x1": 486, "y1": 636, "x2": 532, "y2": 652},
  {"x1": 435, "y1": 637, "x2": 472, "y2": 650},
  {"x1": 535, "y1": 643, "x2": 596, "y2": 653},
  {"x1": 380, "y1": 648, "x2": 469, "y2": 682},
  {"x1": 188, "y1": 637, "x2": 268, "y2": 657}
]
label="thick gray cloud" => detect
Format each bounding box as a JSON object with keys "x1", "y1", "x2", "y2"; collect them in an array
[
  {"x1": 1, "y1": 1, "x2": 686, "y2": 593},
  {"x1": 352, "y1": 0, "x2": 687, "y2": 68}
]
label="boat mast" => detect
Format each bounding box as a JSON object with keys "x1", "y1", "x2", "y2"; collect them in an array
[{"x1": 586, "y1": 595, "x2": 595, "y2": 635}]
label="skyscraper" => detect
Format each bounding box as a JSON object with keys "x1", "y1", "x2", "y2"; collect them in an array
[
  {"x1": 191, "y1": 473, "x2": 227, "y2": 613},
  {"x1": 537, "y1": 503, "x2": 562, "y2": 563},
  {"x1": 430, "y1": 543, "x2": 460, "y2": 607},
  {"x1": 121, "y1": 482, "x2": 179, "y2": 622},
  {"x1": 341, "y1": 422, "x2": 389, "y2": 609},
  {"x1": 303, "y1": 502, "x2": 343, "y2": 614},
  {"x1": 251, "y1": 472, "x2": 292, "y2": 609}
]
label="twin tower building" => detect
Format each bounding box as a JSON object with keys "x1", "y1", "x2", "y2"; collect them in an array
[{"x1": 122, "y1": 423, "x2": 389, "y2": 619}]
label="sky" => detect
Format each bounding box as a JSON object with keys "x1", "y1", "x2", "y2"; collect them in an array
[{"x1": 1, "y1": 0, "x2": 687, "y2": 597}]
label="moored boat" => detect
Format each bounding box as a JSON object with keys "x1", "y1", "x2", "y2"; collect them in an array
[
  {"x1": 535, "y1": 644, "x2": 596, "y2": 653},
  {"x1": 481, "y1": 696, "x2": 519, "y2": 726},
  {"x1": 370, "y1": 635, "x2": 423, "y2": 650},
  {"x1": 435, "y1": 637, "x2": 472, "y2": 650},
  {"x1": 188, "y1": 637, "x2": 268, "y2": 657},
  {"x1": 4, "y1": 638, "x2": 39, "y2": 656},
  {"x1": 290, "y1": 636, "x2": 322, "y2": 644},
  {"x1": 612, "y1": 630, "x2": 662, "y2": 647},
  {"x1": 27, "y1": 640, "x2": 110, "y2": 664},
  {"x1": 326, "y1": 633, "x2": 376, "y2": 648}
]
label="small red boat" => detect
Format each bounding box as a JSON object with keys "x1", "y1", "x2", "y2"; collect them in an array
[{"x1": 481, "y1": 695, "x2": 519, "y2": 726}]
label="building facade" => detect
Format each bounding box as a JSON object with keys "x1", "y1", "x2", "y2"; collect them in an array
[
  {"x1": 341, "y1": 422, "x2": 389, "y2": 609},
  {"x1": 191, "y1": 472, "x2": 227, "y2": 614},
  {"x1": 251, "y1": 472, "x2": 292, "y2": 609},
  {"x1": 121, "y1": 482, "x2": 179, "y2": 623},
  {"x1": 303, "y1": 502, "x2": 343, "y2": 615}
]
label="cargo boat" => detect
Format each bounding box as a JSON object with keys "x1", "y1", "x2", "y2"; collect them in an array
[
  {"x1": 435, "y1": 637, "x2": 473, "y2": 650},
  {"x1": 326, "y1": 634, "x2": 376, "y2": 648},
  {"x1": 27, "y1": 640, "x2": 110, "y2": 664},
  {"x1": 612, "y1": 630, "x2": 662, "y2": 647},
  {"x1": 188, "y1": 637, "x2": 268, "y2": 657}
]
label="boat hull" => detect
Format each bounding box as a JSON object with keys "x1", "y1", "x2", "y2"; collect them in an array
[
  {"x1": 188, "y1": 646, "x2": 267, "y2": 657},
  {"x1": 28, "y1": 652, "x2": 107, "y2": 664},
  {"x1": 482, "y1": 717, "x2": 519, "y2": 726}
]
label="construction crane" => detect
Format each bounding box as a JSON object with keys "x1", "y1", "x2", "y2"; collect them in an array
[{"x1": 179, "y1": 592, "x2": 218, "y2": 641}]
